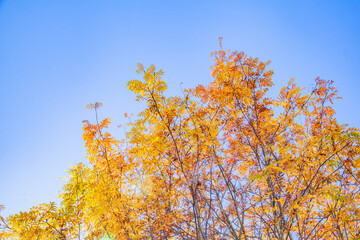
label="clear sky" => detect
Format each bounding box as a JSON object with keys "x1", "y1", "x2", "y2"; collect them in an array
[{"x1": 0, "y1": 0, "x2": 359, "y2": 218}]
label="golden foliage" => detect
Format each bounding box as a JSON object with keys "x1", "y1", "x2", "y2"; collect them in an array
[{"x1": 2, "y1": 47, "x2": 360, "y2": 239}]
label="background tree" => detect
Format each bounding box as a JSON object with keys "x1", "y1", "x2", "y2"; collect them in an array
[{"x1": 0, "y1": 165, "x2": 90, "y2": 240}]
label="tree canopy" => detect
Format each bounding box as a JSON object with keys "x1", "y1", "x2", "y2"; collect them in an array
[{"x1": 1, "y1": 45, "x2": 360, "y2": 239}]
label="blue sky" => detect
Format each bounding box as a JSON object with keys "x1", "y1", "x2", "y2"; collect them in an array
[{"x1": 0, "y1": 0, "x2": 359, "y2": 217}]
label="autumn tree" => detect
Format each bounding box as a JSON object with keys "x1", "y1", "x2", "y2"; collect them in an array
[{"x1": 2, "y1": 43, "x2": 360, "y2": 239}]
